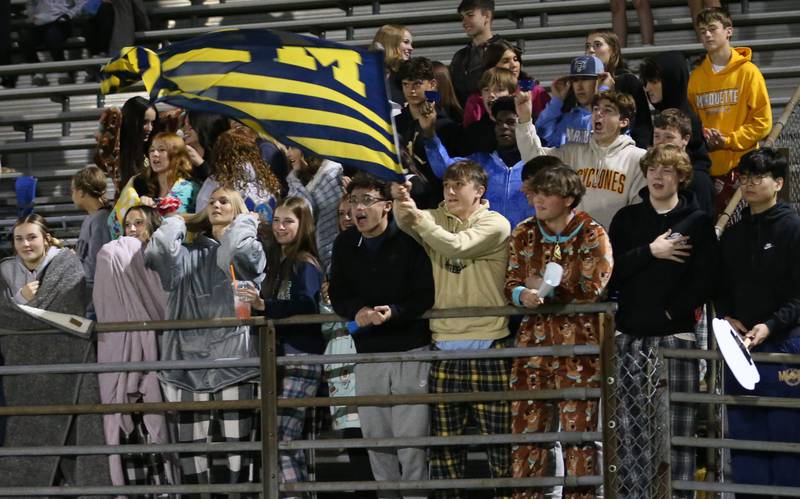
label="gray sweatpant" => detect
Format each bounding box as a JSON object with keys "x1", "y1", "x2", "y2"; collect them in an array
[{"x1": 355, "y1": 347, "x2": 430, "y2": 499}]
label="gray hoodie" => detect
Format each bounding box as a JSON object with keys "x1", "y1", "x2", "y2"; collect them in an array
[
  {"x1": 0, "y1": 246, "x2": 61, "y2": 304},
  {"x1": 145, "y1": 214, "x2": 266, "y2": 393}
]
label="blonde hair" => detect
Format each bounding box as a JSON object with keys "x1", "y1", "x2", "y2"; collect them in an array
[
  {"x1": 185, "y1": 187, "x2": 248, "y2": 236},
  {"x1": 370, "y1": 24, "x2": 409, "y2": 73},
  {"x1": 639, "y1": 143, "x2": 693, "y2": 189},
  {"x1": 13, "y1": 214, "x2": 63, "y2": 253},
  {"x1": 478, "y1": 67, "x2": 517, "y2": 93}
]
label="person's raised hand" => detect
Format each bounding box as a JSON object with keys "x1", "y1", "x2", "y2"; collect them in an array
[
  {"x1": 390, "y1": 181, "x2": 413, "y2": 202},
  {"x1": 514, "y1": 90, "x2": 533, "y2": 123},
  {"x1": 185, "y1": 144, "x2": 204, "y2": 166},
  {"x1": 418, "y1": 101, "x2": 437, "y2": 138},
  {"x1": 551, "y1": 76, "x2": 571, "y2": 101}
]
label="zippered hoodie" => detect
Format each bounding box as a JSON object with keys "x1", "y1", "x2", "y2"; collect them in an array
[
  {"x1": 424, "y1": 134, "x2": 533, "y2": 228},
  {"x1": 516, "y1": 119, "x2": 647, "y2": 228},
  {"x1": 396, "y1": 200, "x2": 510, "y2": 341},
  {"x1": 687, "y1": 47, "x2": 772, "y2": 177},
  {"x1": 535, "y1": 96, "x2": 593, "y2": 147},
  {"x1": 609, "y1": 188, "x2": 718, "y2": 336},
  {"x1": 717, "y1": 203, "x2": 800, "y2": 342}
]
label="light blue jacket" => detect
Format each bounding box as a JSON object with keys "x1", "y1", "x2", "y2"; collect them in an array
[
  {"x1": 535, "y1": 96, "x2": 593, "y2": 147},
  {"x1": 145, "y1": 214, "x2": 266, "y2": 392},
  {"x1": 424, "y1": 135, "x2": 533, "y2": 229}
]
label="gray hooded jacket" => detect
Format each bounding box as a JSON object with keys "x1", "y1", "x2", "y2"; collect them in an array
[{"x1": 145, "y1": 214, "x2": 266, "y2": 393}]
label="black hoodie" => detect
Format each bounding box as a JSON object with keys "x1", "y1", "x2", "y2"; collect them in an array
[
  {"x1": 609, "y1": 187, "x2": 718, "y2": 336},
  {"x1": 615, "y1": 66, "x2": 653, "y2": 150},
  {"x1": 651, "y1": 51, "x2": 715, "y2": 216},
  {"x1": 717, "y1": 203, "x2": 800, "y2": 342}
]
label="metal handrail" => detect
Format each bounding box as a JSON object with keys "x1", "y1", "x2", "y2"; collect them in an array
[{"x1": 0, "y1": 304, "x2": 614, "y2": 496}]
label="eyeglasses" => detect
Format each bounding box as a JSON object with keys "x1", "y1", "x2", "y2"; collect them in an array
[
  {"x1": 348, "y1": 194, "x2": 387, "y2": 207},
  {"x1": 739, "y1": 174, "x2": 769, "y2": 186}
]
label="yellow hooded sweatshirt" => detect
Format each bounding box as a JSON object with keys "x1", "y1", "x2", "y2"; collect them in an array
[
  {"x1": 396, "y1": 200, "x2": 511, "y2": 342},
  {"x1": 687, "y1": 47, "x2": 772, "y2": 177}
]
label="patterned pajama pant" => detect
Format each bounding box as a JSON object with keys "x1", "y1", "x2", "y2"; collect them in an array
[
  {"x1": 429, "y1": 342, "x2": 511, "y2": 499},
  {"x1": 278, "y1": 362, "x2": 323, "y2": 499},
  {"x1": 162, "y1": 381, "x2": 260, "y2": 496},
  {"x1": 511, "y1": 314, "x2": 602, "y2": 499},
  {"x1": 614, "y1": 334, "x2": 698, "y2": 499}
]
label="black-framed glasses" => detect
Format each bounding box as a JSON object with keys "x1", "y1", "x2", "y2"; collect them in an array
[
  {"x1": 739, "y1": 173, "x2": 769, "y2": 186},
  {"x1": 348, "y1": 194, "x2": 387, "y2": 207}
]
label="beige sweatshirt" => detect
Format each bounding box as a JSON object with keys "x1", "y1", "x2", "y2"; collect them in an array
[{"x1": 396, "y1": 200, "x2": 511, "y2": 341}]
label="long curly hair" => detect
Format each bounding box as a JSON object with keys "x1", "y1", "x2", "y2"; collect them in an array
[{"x1": 209, "y1": 126, "x2": 282, "y2": 196}]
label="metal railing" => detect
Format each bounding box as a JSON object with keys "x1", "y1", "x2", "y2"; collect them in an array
[
  {"x1": 1, "y1": 302, "x2": 800, "y2": 496},
  {"x1": 0, "y1": 304, "x2": 614, "y2": 497}
]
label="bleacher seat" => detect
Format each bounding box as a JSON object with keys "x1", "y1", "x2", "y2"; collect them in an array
[{"x1": 0, "y1": 0, "x2": 797, "y2": 248}]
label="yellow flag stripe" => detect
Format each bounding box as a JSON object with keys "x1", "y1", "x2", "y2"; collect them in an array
[
  {"x1": 165, "y1": 72, "x2": 392, "y2": 135},
  {"x1": 288, "y1": 136, "x2": 402, "y2": 174},
  {"x1": 162, "y1": 48, "x2": 252, "y2": 72},
  {"x1": 162, "y1": 89, "x2": 397, "y2": 155}
]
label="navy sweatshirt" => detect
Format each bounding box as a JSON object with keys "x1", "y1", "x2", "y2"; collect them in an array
[{"x1": 262, "y1": 260, "x2": 325, "y2": 354}]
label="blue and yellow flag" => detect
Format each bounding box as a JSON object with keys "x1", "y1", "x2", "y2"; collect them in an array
[{"x1": 101, "y1": 29, "x2": 403, "y2": 181}]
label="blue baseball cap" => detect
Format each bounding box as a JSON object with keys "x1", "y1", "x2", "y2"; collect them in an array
[{"x1": 569, "y1": 55, "x2": 605, "y2": 77}]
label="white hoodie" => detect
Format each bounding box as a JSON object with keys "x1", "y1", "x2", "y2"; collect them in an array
[{"x1": 515, "y1": 119, "x2": 647, "y2": 228}]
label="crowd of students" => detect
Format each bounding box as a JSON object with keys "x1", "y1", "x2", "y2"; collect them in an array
[{"x1": 0, "y1": 0, "x2": 797, "y2": 497}]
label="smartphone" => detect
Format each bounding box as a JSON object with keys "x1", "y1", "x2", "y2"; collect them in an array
[
  {"x1": 518, "y1": 78, "x2": 535, "y2": 92},
  {"x1": 424, "y1": 90, "x2": 441, "y2": 104}
]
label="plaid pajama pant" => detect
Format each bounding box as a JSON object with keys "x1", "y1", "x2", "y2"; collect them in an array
[
  {"x1": 120, "y1": 412, "x2": 174, "y2": 487},
  {"x1": 614, "y1": 333, "x2": 698, "y2": 499},
  {"x1": 429, "y1": 341, "x2": 512, "y2": 499},
  {"x1": 278, "y1": 361, "x2": 323, "y2": 499},
  {"x1": 162, "y1": 381, "x2": 259, "y2": 492}
]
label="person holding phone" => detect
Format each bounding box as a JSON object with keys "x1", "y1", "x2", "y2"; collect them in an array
[{"x1": 394, "y1": 57, "x2": 463, "y2": 209}]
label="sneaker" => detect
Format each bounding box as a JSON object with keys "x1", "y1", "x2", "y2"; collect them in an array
[
  {"x1": 1, "y1": 77, "x2": 16, "y2": 89},
  {"x1": 32, "y1": 74, "x2": 49, "y2": 86}
]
